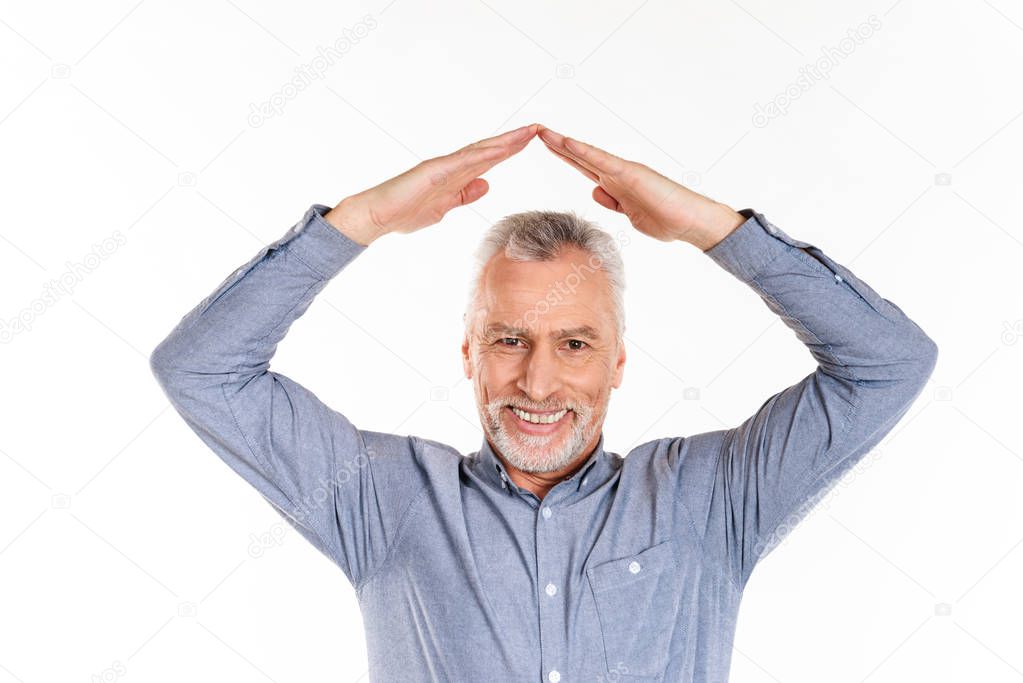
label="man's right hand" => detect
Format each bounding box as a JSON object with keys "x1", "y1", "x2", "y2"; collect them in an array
[{"x1": 324, "y1": 123, "x2": 540, "y2": 246}]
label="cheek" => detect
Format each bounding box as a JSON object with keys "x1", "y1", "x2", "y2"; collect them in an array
[
  {"x1": 581, "y1": 357, "x2": 617, "y2": 400},
  {"x1": 474, "y1": 355, "x2": 518, "y2": 395},
  {"x1": 576, "y1": 353, "x2": 615, "y2": 380}
]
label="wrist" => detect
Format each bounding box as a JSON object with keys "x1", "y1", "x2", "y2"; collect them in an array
[
  {"x1": 323, "y1": 195, "x2": 385, "y2": 247},
  {"x1": 689, "y1": 202, "x2": 746, "y2": 252}
]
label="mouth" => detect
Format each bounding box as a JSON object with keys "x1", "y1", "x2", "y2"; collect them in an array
[{"x1": 505, "y1": 405, "x2": 573, "y2": 436}]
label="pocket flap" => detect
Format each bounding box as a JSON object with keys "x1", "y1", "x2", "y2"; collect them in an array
[{"x1": 586, "y1": 539, "x2": 677, "y2": 593}]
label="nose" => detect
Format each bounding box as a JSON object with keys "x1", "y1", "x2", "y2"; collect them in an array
[{"x1": 516, "y1": 344, "x2": 564, "y2": 405}]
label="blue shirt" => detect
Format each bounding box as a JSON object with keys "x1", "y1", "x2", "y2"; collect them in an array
[{"x1": 150, "y1": 203, "x2": 938, "y2": 682}]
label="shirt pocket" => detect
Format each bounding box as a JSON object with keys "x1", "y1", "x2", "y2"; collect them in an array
[{"x1": 586, "y1": 539, "x2": 682, "y2": 678}]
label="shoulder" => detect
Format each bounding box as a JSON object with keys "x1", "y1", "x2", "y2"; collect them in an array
[
  {"x1": 622, "y1": 431, "x2": 730, "y2": 489},
  {"x1": 411, "y1": 434, "x2": 466, "y2": 463},
  {"x1": 357, "y1": 431, "x2": 465, "y2": 467}
]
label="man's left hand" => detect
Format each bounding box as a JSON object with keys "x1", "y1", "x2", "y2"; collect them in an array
[{"x1": 536, "y1": 126, "x2": 745, "y2": 251}]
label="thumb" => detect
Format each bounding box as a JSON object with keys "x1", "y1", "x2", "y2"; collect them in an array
[
  {"x1": 592, "y1": 185, "x2": 622, "y2": 212},
  {"x1": 458, "y1": 178, "x2": 490, "y2": 206}
]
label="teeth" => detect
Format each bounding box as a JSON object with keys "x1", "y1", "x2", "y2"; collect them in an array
[{"x1": 511, "y1": 407, "x2": 568, "y2": 424}]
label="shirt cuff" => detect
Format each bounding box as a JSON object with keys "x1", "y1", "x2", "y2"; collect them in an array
[
  {"x1": 703, "y1": 207, "x2": 895, "y2": 321},
  {"x1": 703, "y1": 208, "x2": 815, "y2": 283},
  {"x1": 275, "y1": 203, "x2": 368, "y2": 279}
]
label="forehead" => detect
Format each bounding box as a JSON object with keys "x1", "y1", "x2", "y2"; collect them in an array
[{"x1": 476, "y1": 247, "x2": 614, "y2": 334}]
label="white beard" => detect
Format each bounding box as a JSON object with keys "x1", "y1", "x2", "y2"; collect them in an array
[{"x1": 481, "y1": 393, "x2": 607, "y2": 474}]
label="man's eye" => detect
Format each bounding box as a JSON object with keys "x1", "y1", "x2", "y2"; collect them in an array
[{"x1": 494, "y1": 338, "x2": 587, "y2": 351}]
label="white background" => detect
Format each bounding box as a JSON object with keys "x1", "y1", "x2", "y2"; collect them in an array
[{"x1": 1, "y1": 0, "x2": 1021, "y2": 681}]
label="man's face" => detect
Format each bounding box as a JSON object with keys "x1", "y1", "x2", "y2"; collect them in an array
[{"x1": 461, "y1": 246, "x2": 626, "y2": 474}]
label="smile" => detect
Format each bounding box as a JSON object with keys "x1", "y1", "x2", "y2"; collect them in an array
[{"x1": 506, "y1": 406, "x2": 572, "y2": 435}]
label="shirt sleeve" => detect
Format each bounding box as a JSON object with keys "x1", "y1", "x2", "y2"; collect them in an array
[
  {"x1": 688, "y1": 209, "x2": 938, "y2": 591},
  {"x1": 149, "y1": 203, "x2": 428, "y2": 590}
]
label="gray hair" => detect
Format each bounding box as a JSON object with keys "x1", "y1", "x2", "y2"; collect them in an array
[{"x1": 463, "y1": 210, "x2": 626, "y2": 344}]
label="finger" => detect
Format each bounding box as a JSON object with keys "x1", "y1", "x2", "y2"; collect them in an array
[
  {"x1": 564, "y1": 136, "x2": 626, "y2": 176},
  {"x1": 431, "y1": 143, "x2": 516, "y2": 189},
  {"x1": 458, "y1": 130, "x2": 535, "y2": 175},
  {"x1": 452, "y1": 145, "x2": 522, "y2": 187},
  {"x1": 451, "y1": 130, "x2": 532, "y2": 169},
  {"x1": 433, "y1": 125, "x2": 535, "y2": 182},
  {"x1": 536, "y1": 126, "x2": 583, "y2": 159},
  {"x1": 592, "y1": 185, "x2": 622, "y2": 213},
  {"x1": 537, "y1": 127, "x2": 603, "y2": 177},
  {"x1": 465, "y1": 123, "x2": 538, "y2": 151},
  {"x1": 540, "y1": 138, "x2": 599, "y2": 182},
  {"x1": 543, "y1": 140, "x2": 602, "y2": 179},
  {"x1": 539, "y1": 126, "x2": 624, "y2": 176},
  {"x1": 423, "y1": 146, "x2": 515, "y2": 197}
]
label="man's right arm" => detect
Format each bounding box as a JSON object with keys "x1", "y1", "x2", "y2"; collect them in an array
[
  {"x1": 149, "y1": 203, "x2": 427, "y2": 589},
  {"x1": 149, "y1": 125, "x2": 539, "y2": 589}
]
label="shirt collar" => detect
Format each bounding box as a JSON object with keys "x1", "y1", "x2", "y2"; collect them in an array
[{"x1": 474, "y1": 432, "x2": 614, "y2": 501}]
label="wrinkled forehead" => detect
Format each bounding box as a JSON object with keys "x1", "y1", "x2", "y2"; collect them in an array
[{"x1": 474, "y1": 249, "x2": 614, "y2": 336}]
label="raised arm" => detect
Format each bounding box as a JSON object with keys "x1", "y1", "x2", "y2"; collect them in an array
[
  {"x1": 149, "y1": 124, "x2": 540, "y2": 589},
  {"x1": 536, "y1": 126, "x2": 938, "y2": 590},
  {"x1": 697, "y1": 210, "x2": 937, "y2": 589}
]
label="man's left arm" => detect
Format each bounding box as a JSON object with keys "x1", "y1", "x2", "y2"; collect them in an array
[
  {"x1": 530, "y1": 126, "x2": 938, "y2": 591},
  {"x1": 697, "y1": 209, "x2": 938, "y2": 590}
]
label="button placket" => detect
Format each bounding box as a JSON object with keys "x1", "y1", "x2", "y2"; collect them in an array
[
  {"x1": 537, "y1": 502, "x2": 563, "y2": 681},
  {"x1": 540, "y1": 505, "x2": 558, "y2": 600}
]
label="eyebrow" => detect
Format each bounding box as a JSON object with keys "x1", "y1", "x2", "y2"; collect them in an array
[{"x1": 483, "y1": 323, "x2": 602, "y2": 341}]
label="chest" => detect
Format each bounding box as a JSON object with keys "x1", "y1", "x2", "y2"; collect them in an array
[{"x1": 357, "y1": 468, "x2": 717, "y2": 680}]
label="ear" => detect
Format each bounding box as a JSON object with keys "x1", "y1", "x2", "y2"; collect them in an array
[
  {"x1": 461, "y1": 334, "x2": 473, "y2": 379},
  {"x1": 611, "y1": 339, "x2": 626, "y2": 389}
]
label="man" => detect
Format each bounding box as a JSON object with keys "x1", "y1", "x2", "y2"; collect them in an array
[{"x1": 150, "y1": 123, "x2": 937, "y2": 681}]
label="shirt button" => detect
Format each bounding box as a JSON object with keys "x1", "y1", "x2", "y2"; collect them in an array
[
  {"x1": 548, "y1": 670, "x2": 561, "y2": 682},
  {"x1": 581, "y1": 476, "x2": 587, "y2": 485},
  {"x1": 541, "y1": 507, "x2": 552, "y2": 519},
  {"x1": 835, "y1": 274, "x2": 843, "y2": 282},
  {"x1": 628, "y1": 560, "x2": 641, "y2": 574},
  {"x1": 545, "y1": 582, "x2": 557, "y2": 597}
]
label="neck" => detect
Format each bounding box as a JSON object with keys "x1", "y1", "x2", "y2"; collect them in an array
[{"x1": 490, "y1": 431, "x2": 601, "y2": 501}]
